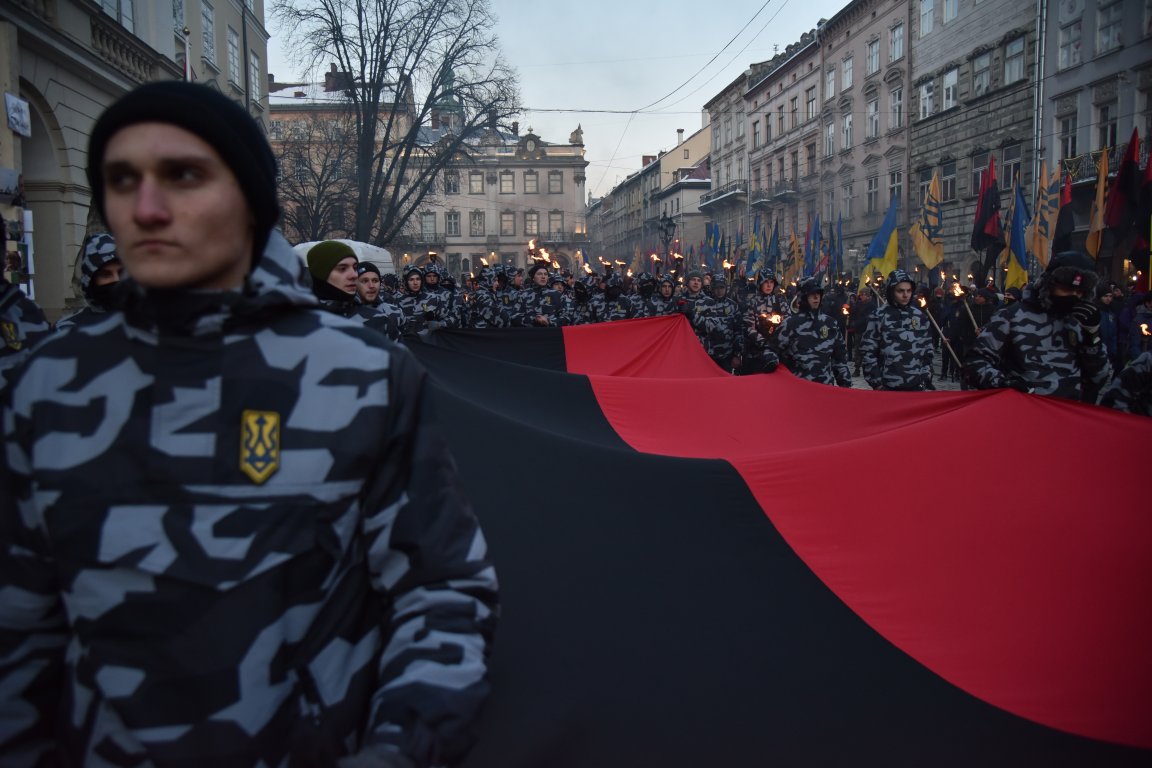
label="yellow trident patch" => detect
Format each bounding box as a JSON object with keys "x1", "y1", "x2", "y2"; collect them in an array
[
  {"x1": 2, "y1": 321, "x2": 20, "y2": 351},
  {"x1": 240, "y1": 410, "x2": 280, "y2": 484}
]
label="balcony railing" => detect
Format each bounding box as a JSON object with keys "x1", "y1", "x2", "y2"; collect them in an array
[
  {"x1": 1061, "y1": 141, "x2": 1148, "y2": 183},
  {"x1": 699, "y1": 179, "x2": 749, "y2": 207}
]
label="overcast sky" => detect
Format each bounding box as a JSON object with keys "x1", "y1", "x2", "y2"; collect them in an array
[{"x1": 266, "y1": 0, "x2": 848, "y2": 199}]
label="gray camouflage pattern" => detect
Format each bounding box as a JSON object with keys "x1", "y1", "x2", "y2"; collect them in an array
[
  {"x1": 778, "y1": 307, "x2": 851, "y2": 386},
  {"x1": 0, "y1": 232, "x2": 497, "y2": 766},
  {"x1": 859, "y1": 304, "x2": 934, "y2": 390},
  {"x1": 0, "y1": 279, "x2": 52, "y2": 394}
]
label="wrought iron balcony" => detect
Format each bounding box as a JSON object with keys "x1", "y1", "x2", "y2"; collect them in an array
[{"x1": 699, "y1": 179, "x2": 749, "y2": 208}]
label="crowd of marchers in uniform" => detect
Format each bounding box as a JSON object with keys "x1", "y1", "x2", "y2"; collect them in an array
[{"x1": 4, "y1": 233, "x2": 1152, "y2": 418}]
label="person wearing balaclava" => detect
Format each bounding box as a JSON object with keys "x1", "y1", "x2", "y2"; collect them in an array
[
  {"x1": 55, "y1": 232, "x2": 124, "y2": 332},
  {"x1": 0, "y1": 80, "x2": 496, "y2": 768},
  {"x1": 963, "y1": 250, "x2": 1112, "y2": 401}
]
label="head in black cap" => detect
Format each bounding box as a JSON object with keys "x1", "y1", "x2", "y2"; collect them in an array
[
  {"x1": 1040, "y1": 250, "x2": 1099, "y2": 313},
  {"x1": 86, "y1": 80, "x2": 280, "y2": 289},
  {"x1": 76, "y1": 232, "x2": 123, "y2": 309}
]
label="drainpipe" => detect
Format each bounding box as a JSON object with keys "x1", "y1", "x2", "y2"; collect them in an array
[{"x1": 1032, "y1": 0, "x2": 1047, "y2": 193}]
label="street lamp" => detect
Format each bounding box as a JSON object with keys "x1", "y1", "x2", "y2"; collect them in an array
[{"x1": 657, "y1": 212, "x2": 676, "y2": 261}]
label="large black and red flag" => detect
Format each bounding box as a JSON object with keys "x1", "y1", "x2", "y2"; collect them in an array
[
  {"x1": 406, "y1": 316, "x2": 1152, "y2": 767},
  {"x1": 1104, "y1": 127, "x2": 1141, "y2": 237},
  {"x1": 1052, "y1": 170, "x2": 1076, "y2": 254},
  {"x1": 970, "y1": 154, "x2": 1003, "y2": 252}
]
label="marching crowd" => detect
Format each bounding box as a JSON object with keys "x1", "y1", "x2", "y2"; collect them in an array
[{"x1": 0, "y1": 79, "x2": 1148, "y2": 768}]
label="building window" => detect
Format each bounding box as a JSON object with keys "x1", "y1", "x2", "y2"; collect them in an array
[
  {"x1": 683, "y1": 148, "x2": 690, "y2": 159},
  {"x1": 1004, "y1": 37, "x2": 1025, "y2": 84},
  {"x1": 500, "y1": 212, "x2": 515, "y2": 236},
  {"x1": 1059, "y1": 22, "x2": 1082, "y2": 69},
  {"x1": 736, "y1": 110, "x2": 745, "y2": 138},
  {"x1": 524, "y1": 171, "x2": 538, "y2": 194},
  {"x1": 825, "y1": 121, "x2": 836, "y2": 155},
  {"x1": 843, "y1": 183, "x2": 855, "y2": 217},
  {"x1": 500, "y1": 172, "x2": 514, "y2": 194},
  {"x1": 101, "y1": 0, "x2": 134, "y2": 32},
  {"x1": 548, "y1": 171, "x2": 563, "y2": 194},
  {"x1": 843, "y1": 55, "x2": 854, "y2": 89},
  {"x1": 1098, "y1": 101, "x2": 1118, "y2": 149},
  {"x1": 890, "y1": 23, "x2": 905, "y2": 61},
  {"x1": 971, "y1": 152, "x2": 988, "y2": 194},
  {"x1": 826, "y1": 67, "x2": 836, "y2": 99},
  {"x1": 201, "y1": 2, "x2": 216, "y2": 65},
  {"x1": 805, "y1": 87, "x2": 817, "y2": 120},
  {"x1": 943, "y1": 68, "x2": 958, "y2": 110},
  {"x1": 920, "y1": 0, "x2": 934, "y2": 37},
  {"x1": 421, "y1": 212, "x2": 436, "y2": 238},
  {"x1": 943, "y1": 0, "x2": 958, "y2": 23},
  {"x1": 806, "y1": 143, "x2": 817, "y2": 175},
  {"x1": 1002, "y1": 146, "x2": 1022, "y2": 189},
  {"x1": 227, "y1": 27, "x2": 240, "y2": 85},
  {"x1": 445, "y1": 212, "x2": 461, "y2": 236},
  {"x1": 249, "y1": 52, "x2": 261, "y2": 100},
  {"x1": 753, "y1": 120, "x2": 762, "y2": 148},
  {"x1": 1098, "y1": 0, "x2": 1122, "y2": 53},
  {"x1": 889, "y1": 170, "x2": 903, "y2": 205},
  {"x1": 1059, "y1": 114, "x2": 1078, "y2": 160},
  {"x1": 790, "y1": 97, "x2": 799, "y2": 128},
  {"x1": 867, "y1": 98, "x2": 880, "y2": 139},
  {"x1": 919, "y1": 81, "x2": 935, "y2": 119},
  {"x1": 866, "y1": 175, "x2": 880, "y2": 213},
  {"x1": 469, "y1": 211, "x2": 485, "y2": 237},
  {"x1": 445, "y1": 171, "x2": 460, "y2": 195},
  {"x1": 777, "y1": 105, "x2": 786, "y2": 134},
  {"x1": 524, "y1": 211, "x2": 539, "y2": 235},
  {"x1": 842, "y1": 113, "x2": 853, "y2": 148},
  {"x1": 918, "y1": 167, "x2": 933, "y2": 203},
  {"x1": 469, "y1": 172, "x2": 484, "y2": 194},
  {"x1": 941, "y1": 162, "x2": 957, "y2": 201},
  {"x1": 824, "y1": 189, "x2": 835, "y2": 221},
  {"x1": 724, "y1": 117, "x2": 732, "y2": 144},
  {"x1": 867, "y1": 39, "x2": 880, "y2": 75},
  {"x1": 890, "y1": 87, "x2": 904, "y2": 128},
  {"x1": 753, "y1": 167, "x2": 762, "y2": 191},
  {"x1": 712, "y1": 125, "x2": 721, "y2": 151},
  {"x1": 548, "y1": 212, "x2": 563, "y2": 235},
  {"x1": 973, "y1": 52, "x2": 991, "y2": 96}
]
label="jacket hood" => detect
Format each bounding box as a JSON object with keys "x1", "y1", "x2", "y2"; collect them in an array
[{"x1": 112, "y1": 230, "x2": 318, "y2": 335}]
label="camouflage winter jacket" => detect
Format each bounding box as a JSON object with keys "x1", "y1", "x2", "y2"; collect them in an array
[
  {"x1": 468, "y1": 285, "x2": 512, "y2": 328},
  {"x1": 963, "y1": 293, "x2": 1112, "y2": 401},
  {"x1": 1100, "y1": 351, "x2": 1152, "y2": 417},
  {"x1": 0, "y1": 278, "x2": 52, "y2": 394},
  {"x1": 859, "y1": 303, "x2": 934, "y2": 390},
  {"x1": 586, "y1": 292, "x2": 635, "y2": 324},
  {"x1": 397, "y1": 288, "x2": 456, "y2": 334},
  {"x1": 697, "y1": 296, "x2": 743, "y2": 364},
  {"x1": 742, "y1": 293, "x2": 790, "y2": 355},
  {"x1": 778, "y1": 307, "x2": 851, "y2": 386},
  {"x1": 512, "y1": 285, "x2": 573, "y2": 326},
  {"x1": 0, "y1": 232, "x2": 498, "y2": 767}
]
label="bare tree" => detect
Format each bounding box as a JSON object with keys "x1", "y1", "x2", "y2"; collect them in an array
[
  {"x1": 271, "y1": 0, "x2": 521, "y2": 246},
  {"x1": 274, "y1": 111, "x2": 359, "y2": 243}
]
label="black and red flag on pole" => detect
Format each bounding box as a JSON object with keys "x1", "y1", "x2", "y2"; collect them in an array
[
  {"x1": 408, "y1": 316, "x2": 1151, "y2": 768},
  {"x1": 970, "y1": 155, "x2": 1004, "y2": 284},
  {"x1": 1052, "y1": 170, "x2": 1076, "y2": 254},
  {"x1": 1104, "y1": 127, "x2": 1141, "y2": 237}
]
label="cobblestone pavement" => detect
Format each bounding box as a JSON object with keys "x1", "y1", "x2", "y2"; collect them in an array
[{"x1": 847, "y1": 347, "x2": 965, "y2": 391}]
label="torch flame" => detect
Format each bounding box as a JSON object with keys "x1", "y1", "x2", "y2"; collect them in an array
[
  {"x1": 722, "y1": 260, "x2": 732, "y2": 270},
  {"x1": 479, "y1": 257, "x2": 489, "y2": 267},
  {"x1": 842, "y1": 304, "x2": 850, "y2": 315},
  {"x1": 918, "y1": 297, "x2": 927, "y2": 308},
  {"x1": 627, "y1": 269, "x2": 633, "y2": 278},
  {"x1": 1142, "y1": 323, "x2": 1151, "y2": 337},
  {"x1": 651, "y1": 255, "x2": 661, "y2": 263},
  {"x1": 552, "y1": 260, "x2": 560, "y2": 269},
  {"x1": 528, "y1": 239, "x2": 536, "y2": 250},
  {"x1": 583, "y1": 263, "x2": 593, "y2": 274},
  {"x1": 770, "y1": 313, "x2": 782, "y2": 324},
  {"x1": 615, "y1": 260, "x2": 626, "y2": 266}
]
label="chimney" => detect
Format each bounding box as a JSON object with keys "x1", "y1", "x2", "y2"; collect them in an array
[
  {"x1": 324, "y1": 63, "x2": 352, "y2": 93},
  {"x1": 642, "y1": 155, "x2": 656, "y2": 167},
  {"x1": 677, "y1": 128, "x2": 684, "y2": 146}
]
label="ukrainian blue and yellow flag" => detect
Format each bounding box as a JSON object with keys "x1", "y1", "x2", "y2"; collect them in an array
[
  {"x1": 862, "y1": 197, "x2": 900, "y2": 284},
  {"x1": 1004, "y1": 182, "x2": 1030, "y2": 290}
]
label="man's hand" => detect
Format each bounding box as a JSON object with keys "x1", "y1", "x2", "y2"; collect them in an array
[
  {"x1": 1069, "y1": 300, "x2": 1101, "y2": 336},
  {"x1": 533, "y1": 314, "x2": 550, "y2": 327}
]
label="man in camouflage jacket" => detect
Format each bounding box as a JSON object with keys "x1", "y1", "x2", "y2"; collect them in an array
[
  {"x1": 0, "y1": 275, "x2": 51, "y2": 393},
  {"x1": 512, "y1": 263, "x2": 572, "y2": 326},
  {"x1": 0, "y1": 81, "x2": 497, "y2": 768},
  {"x1": 697, "y1": 274, "x2": 743, "y2": 371},
  {"x1": 741, "y1": 270, "x2": 789, "y2": 374},
  {"x1": 964, "y1": 251, "x2": 1112, "y2": 402},
  {"x1": 778, "y1": 278, "x2": 852, "y2": 387},
  {"x1": 860, "y1": 269, "x2": 935, "y2": 391}
]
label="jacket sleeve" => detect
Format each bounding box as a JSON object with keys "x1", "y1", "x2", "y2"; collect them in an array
[
  {"x1": 355, "y1": 346, "x2": 498, "y2": 767},
  {"x1": 0, "y1": 387, "x2": 69, "y2": 764},
  {"x1": 963, "y1": 311, "x2": 1012, "y2": 389},
  {"x1": 858, "y1": 311, "x2": 881, "y2": 386}
]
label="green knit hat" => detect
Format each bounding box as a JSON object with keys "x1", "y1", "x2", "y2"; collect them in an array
[{"x1": 307, "y1": 240, "x2": 357, "y2": 281}]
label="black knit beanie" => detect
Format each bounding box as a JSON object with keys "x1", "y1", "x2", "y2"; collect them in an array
[
  {"x1": 356, "y1": 261, "x2": 381, "y2": 278},
  {"x1": 86, "y1": 81, "x2": 280, "y2": 266}
]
